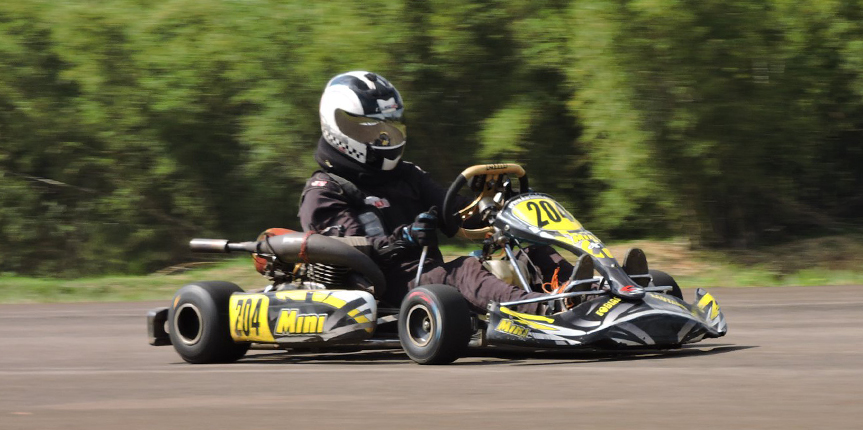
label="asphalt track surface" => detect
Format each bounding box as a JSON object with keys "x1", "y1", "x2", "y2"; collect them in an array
[{"x1": 1, "y1": 285, "x2": 861, "y2": 430}]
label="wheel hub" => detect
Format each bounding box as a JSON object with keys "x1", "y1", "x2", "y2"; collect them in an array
[
  {"x1": 406, "y1": 304, "x2": 435, "y2": 347},
  {"x1": 174, "y1": 303, "x2": 203, "y2": 345}
]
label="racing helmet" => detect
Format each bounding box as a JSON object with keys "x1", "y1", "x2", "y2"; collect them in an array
[{"x1": 319, "y1": 71, "x2": 406, "y2": 171}]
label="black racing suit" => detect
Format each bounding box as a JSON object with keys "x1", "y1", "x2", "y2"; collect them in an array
[{"x1": 298, "y1": 141, "x2": 571, "y2": 313}]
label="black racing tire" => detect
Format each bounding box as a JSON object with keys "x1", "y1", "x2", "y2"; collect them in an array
[
  {"x1": 649, "y1": 269, "x2": 684, "y2": 300},
  {"x1": 168, "y1": 281, "x2": 250, "y2": 364},
  {"x1": 398, "y1": 284, "x2": 472, "y2": 365}
]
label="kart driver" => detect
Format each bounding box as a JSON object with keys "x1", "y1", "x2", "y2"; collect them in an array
[{"x1": 298, "y1": 71, "x2": 574, "y2": 314}]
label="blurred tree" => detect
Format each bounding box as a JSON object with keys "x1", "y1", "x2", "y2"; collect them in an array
[
  {"x1": 1, "y1": 0, "x2": 862, "y2": 276},
  {"x1": 569, "y1": 0, "x2": 863, "y2": 245}
]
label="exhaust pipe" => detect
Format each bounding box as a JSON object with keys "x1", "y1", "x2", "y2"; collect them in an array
[{"x1": 190, "y1": 234, "x2": 386, "y2": 297}]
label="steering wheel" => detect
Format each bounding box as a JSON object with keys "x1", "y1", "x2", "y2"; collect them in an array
[{"x1": 442, "y1": 164, "x2": 529, "y2": 239}]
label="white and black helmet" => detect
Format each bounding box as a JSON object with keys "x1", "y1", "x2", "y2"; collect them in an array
[{"x1": 320, "y1": 71, "x2": 406, "y2": 171}]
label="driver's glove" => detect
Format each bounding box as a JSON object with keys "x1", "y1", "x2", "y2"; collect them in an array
[
  {"x1": 399, "y1": 207, "x2": 439, "y2": 248},
  {"x1": 373, "y1": 207, "x2": 439, "y2": 264}
]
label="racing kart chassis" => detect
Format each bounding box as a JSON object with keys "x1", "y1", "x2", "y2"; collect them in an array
[{"x1": 148, "y1": 163, "x2": 726, "y2": 364}]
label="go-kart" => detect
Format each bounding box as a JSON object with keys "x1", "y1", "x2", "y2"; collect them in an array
[{"x1": 147, "y1": 163, "x2": 727, "y2": 365}]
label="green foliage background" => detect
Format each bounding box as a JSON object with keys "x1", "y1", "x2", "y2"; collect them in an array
[{"x1": 1, "y1": 0, "x2": 861, "y2": 276}]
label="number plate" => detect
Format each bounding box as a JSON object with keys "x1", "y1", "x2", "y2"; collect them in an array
[
  {"x1": 502, "y1": 194, "x2": 614, "y2": 260},
  {"x1": 229, "y1": 294, "x2": 274, "y2": 342},
  {"x1": 511, "y1": 197, "x2": 582, "y2": 231}
]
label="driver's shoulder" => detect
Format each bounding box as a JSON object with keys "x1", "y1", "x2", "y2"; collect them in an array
[
  {"x1": 400, "y1": 160, "x2": 425, "y2": 172},
  {"x1": 303, "y1": 171, "x2": 342, "y2": 194},
  {"x1": 398, "y1": 161, "x2": 431, "y2": 181},
  {"x1": 301, "y1": 171, "x2": 372, "y2": 212}
]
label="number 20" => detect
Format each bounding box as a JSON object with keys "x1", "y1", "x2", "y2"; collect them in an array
[{"x1": 526, "y1": 200, "x2": 562, "y2": 228}]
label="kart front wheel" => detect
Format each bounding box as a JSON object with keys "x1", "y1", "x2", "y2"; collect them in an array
[
  {"x1": 398, "y1": 284, "x2": 471, "y2": 365},
  {"x1": 168, "y1": 281, "x2": 250, "y2": 364},
  {"x1": 649, "y1": 269, "x2": 684, "y2": 300}
]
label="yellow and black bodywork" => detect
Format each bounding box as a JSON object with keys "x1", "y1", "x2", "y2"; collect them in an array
[
  {"x1": 228, "y1": 289, "x2": 376, "y2": 345},
  {"x1": 486, "y1": 288, "x2": 726, "y2": 348},
  {"x1": 482, "y1": 191, "x2": 727, "y2": 348},
  {"x1": 147, "y1": 287, "x2": 378, "y2": 354},
  {"x1": 439, "y1": 165, "x2": 727, "y2": 352}
]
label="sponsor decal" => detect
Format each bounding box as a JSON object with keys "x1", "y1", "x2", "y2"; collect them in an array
[
  {"x1": 595, "y1": 297, "x2": 622, "y2": 317},
  {"x1": 273, "y1": 290, "x2": 373, "y2": 333},
  {"x1": 275, "y1": 309, "x2": 327, "y2": 335},
  {"x1": 620, "y1": 285, "x2": 638, "y2": 293},
  {"x1": 310, "y1": 180, "x2": 328, "y2": 187},
  {"x1": 555, "y1": 231, "x2": 613, "y2": 259},
  {"x1": 499, "y1": 306, "x2": 558, "y2": 331},
  {"x1": 485, "y1": 163, "x2": 509, "y2": 170},
  {"x1": 563, "y1": 232, "x2": 601, "y2": 243},
  {"x1": 377, "y1": 97, "x2": 399, "y2": 113},
  {"x1": 649, "y1": 293, "x2": 687, "y2": 310},
  {"x1": 366, "y1": 197, "x2": 389, "y2": 209},
  {"x1": 495, "y1": 318, "x2": 530, "y2": 338}
]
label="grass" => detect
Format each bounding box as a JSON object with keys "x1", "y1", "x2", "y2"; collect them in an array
[
  {"x1": 2, "y1": 235, "x2": 862, "y2": 303},
  {"x1": 605, "y1": 236, "x2": 863, "y2": 289},
  {"x1": 0, "y1": 258, "x2": 264, "y2": 304}
]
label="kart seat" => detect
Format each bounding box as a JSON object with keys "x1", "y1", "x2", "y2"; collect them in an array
[
  {"x1": 482, "y1": 259, "x2": 532, "y2": 287},
  {"x1": 622, "y1": 248, "x2": 651, "y2": 288}
]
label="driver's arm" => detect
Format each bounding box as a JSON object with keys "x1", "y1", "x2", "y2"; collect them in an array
[
  {"x1": 299, "y1": 175, "x2": 419, "y2": 263},
  {"x1": 298, "y1": 178, "x2": 365, "y2": 236}
]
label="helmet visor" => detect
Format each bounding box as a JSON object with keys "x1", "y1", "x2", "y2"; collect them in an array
[{"x1": 334, "y1": 108, "x2": 406, "y2": 148}]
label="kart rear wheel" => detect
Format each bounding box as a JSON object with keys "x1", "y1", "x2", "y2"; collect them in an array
[
  {"x1": 398, "y1": 284, "x2": 471, "y2": 365},
  {"x1": 168, "y1": 281, "x2": 250, "y2": 364},
  {"x1": 649, "y1": 269, "x2": 683, "y2": 300}
]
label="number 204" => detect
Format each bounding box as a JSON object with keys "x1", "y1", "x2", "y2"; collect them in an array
[{"x1": 234, "y1": 298, "x2": 262, "y2": 337}]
